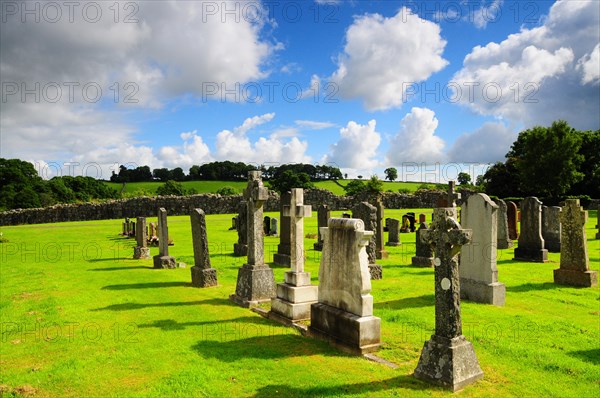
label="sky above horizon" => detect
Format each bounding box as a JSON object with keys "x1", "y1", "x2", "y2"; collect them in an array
[{"x1": 1, "y1": 0, "x2": 599, "y2": 182}]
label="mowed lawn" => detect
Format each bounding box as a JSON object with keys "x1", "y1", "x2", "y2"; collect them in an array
[
  {"x1": 104, "y1": 180, "x2": 438, "y2": 196},
  {"x1": 0, "y1": 209, "x2": 598, "y2": 397}
]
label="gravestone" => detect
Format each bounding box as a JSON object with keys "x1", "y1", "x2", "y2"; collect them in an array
[
  {"x1": 384, "y1": 218, "x2": 390, "y2": 232},
  {"x1": 129, "y1": 222, "x2": 136, "y2": 238},
  {"x1": 554, "y1": 199, "x2": 598, "y2": 287},
  {"x1": 506, "y1": 201, "x2": 519, "y2": 240},
  {"x1": 385, "y1": 218, "x2": 401, "y2": 246},
  {"x1": 153, "y1": 208, "x2": 176, "y2": 269},
  {"x1": 310, "y1": 218, "x2": 381, "y2": 354},
  {"x1": 445, "y1": 181, "x2": 461, "y2": 219},
  {"x1": 352, "y1": 202, "x2": 382, "y2": 280},
  {"x1": 493, "y1": 199, "x2": 513, "y2": 249},
  {"x1": 542, "y1": 206, "x2": 561, "y2": 252},
  {"x1": 419, "y1": 213, "x2": 427, "y2": 223},
  {"x1": 401, "y1": 216, "x2": 411, "y2": 233},
  {"x1": 406, "y1": 212, "x2": 416, "y2": 232},
  {"x1": 514, "y1": 197, "x2": 548, "y2": 262},
  {"x1": 233, "y1": 201, "x2": 248, "y2": 256},
  {"x1": 271, "y1": 188, "x2": 318, "y2": 321},
  {"x1": 149, "y1": 222, "x2": 157, "y2": 238},
  {"x1": 122, "y1": 221, "x2": 127, "y2": 236},
  {"x1": 375, "y1": 197, "x2": 389, "y2": 259},
  {"x1": 270, "y1": 217, "x2": 279, "y2": 237},
  {"x1": 263, "y1": 216, "x2": 271, "y2": 236},
  {"x1": 190, "y1": 209, "x2": 218, "y2": 288},
  {"x1": 230, "y1": 171, "x2": 276, "y2": 307},
  {"x1": 274, "y1": 191, "x2": 292, "y2": 266},
  {"x1": 414, "y1": 208, "x2": 483, "y2": 391},
  {"x1": 313, "y1": 204, "x2": 330, "y2": 251},
  {"x1": 412, "y1": 222, "x2": 434, "y2": 267},
  {"x1": 460, "y1": 194, "x2": 505, "y2": 306},
  {"x1": 229, "y1": 216, "x2": 237, "y2": 231},
  {"x1": 133, "y1": 217, "x2": 150, "y2": 259}
]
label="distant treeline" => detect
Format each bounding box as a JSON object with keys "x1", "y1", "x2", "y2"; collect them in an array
[{"x1": 110, "y1": 161, "x2": 343, "y2": 183}]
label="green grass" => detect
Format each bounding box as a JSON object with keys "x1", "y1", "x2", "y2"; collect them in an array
[
  {"x1": 0, "y1": 209, "x2": 598, "y2": 397},
  {"x1": 105, "y1": 180, "x2": 440, "y2": 196}
]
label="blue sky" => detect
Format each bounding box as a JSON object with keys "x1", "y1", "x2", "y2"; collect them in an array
[{"x1": 1, "y1": 0, "x2": 599, "y2": 181}]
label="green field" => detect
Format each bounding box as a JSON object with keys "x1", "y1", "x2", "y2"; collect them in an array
[
  {"x1": 105, "y1": 180, "x2": 440, "y2": 196},
  {"x1": 1, "y1": 209, "x2": 598, "y2": 397}
]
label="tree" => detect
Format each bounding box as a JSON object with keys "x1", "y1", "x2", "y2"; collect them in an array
[
  {"x1": 268, "y1": 170, "x2": 314, "y2": 193},
  {"x1": 570, "y1": 129, "x2": 600, "y2": 198},
  {"x1": 365, "y1": 175, "x2": 384, "y2": 195},
  {"x1": 384, "y1": 167, "x2": 398, "y2": 182},
  {"x1": 156, "y1": 180, "x2": 186, "y2": 196},
  {"x1": 480, "y1": 160, "x2": 520, "y2": 198},
  {"x1": 508, "y1": 120, "x2": 583, "y2": 198},
  {"x1": 457, "y1": 172, "x2": 471, "y2": 185},
  {"x1": 343, "y1": 179, "x2": 366, "y2": 196},
  {"x1": 216, "y1": 186, "x2": 237, "y2": 196},
  {"x1": 153, "y1": 168, "x2": 170, "y2": 182}
]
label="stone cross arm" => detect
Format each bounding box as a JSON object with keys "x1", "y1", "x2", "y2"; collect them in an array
[
  {"x1": 283, "y1": 203, "x2": 312, "y2": 219},
  {"x1": 422, "y1": 211, "x2": 472, "y2": 258}
]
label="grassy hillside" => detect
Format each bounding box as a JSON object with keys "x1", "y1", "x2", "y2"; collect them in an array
[{"x1": 105, "y1": 180, "x2": 443, "y2": 197}]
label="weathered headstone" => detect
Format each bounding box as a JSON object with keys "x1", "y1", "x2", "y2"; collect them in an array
[
  {"x1": 313, "y1": 204, "x2": 330, "y2": 251},
  {"x1": 542, "y1": 206, "x2": 561, "y2": 252},
  {"x1": 460, "y1": 194, "x2": 505, "y2": 306},
  {"x1": 263, "y1": 216, "x2": 271, "y2": 236},
  {"x1": 190, "y1": 209, "x2": 218, "y2": 288},
  {"x1": 445, "y1": 181, "x2": 461, "y2": 219},
  {"x1": 375, "y1": 197, "x2": 389, "y2": 259},
  {"x1": 230, "y1": 171, "x2": 276, "y2": 307},
  {"x1": 273, "y1": 191, "x2": 292, "y2": 266},
  {"x1": 233, "y1": 201, "x2": 248, "y2": 256},
  {"x1": 122, "y1": 221, "x2": 127, "y2": 236},
  {"x1": 270, "y1": 217, "x2": 278, "y2": 237},
  {"x1": 513, "y1": 197, "x2": 548, "y2": 262},
  {"x1": 419, "y1": 213, "x2": 427, "y2": 223},
  {"x1": 352, "y1": 202, "x2": 382, "y2": 280},
  {"x1": 153, "y1": 208, "x2": 176, "y2": 269},
  {"x1": 310, "y1": 218, "x2": 381, "y2": 354},
  {"x1": 554, "y1": 199, "x2": 597, "y2": 287},
  {"x1": 493, "y1": 199, "x2": 513, "y2": 249},
  {"x1": 506, "y1": 201, "x2": 519, "y2": 240},
  {"x1": 406, "y1": 212, "x2": 416, "y2": 232},
  {"x1": 412, "y1": 222, "x2": 434, "y2": 267},
  {"x1": 129, "y1": 221, "x2": 136, "y2": 238},
  {"x1": 133, "y1": 217, "x2": 150, "y2": 259},
  {"x1": 385, "y1": 218, "x2": 401, "y2": 246},
  {"x1": 271, "y1": 188, "x2": 317, "y2": 321},
  {"x1": 414, "y1": 208, "x2": 483, "y2": 391},
  {"x1": 229, "y1": 216, "x2": 237, "y2": 231}
]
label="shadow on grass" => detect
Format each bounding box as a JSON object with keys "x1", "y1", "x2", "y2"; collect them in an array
[
  {"x1": 87, "y1": 257, "x2": 134, "y2": 263},
  {"x1": 91, "y1": 297, "x2": 234, "y2": 312},
  {"x1": 252, "y1": 375, "x2": 431, "y2": 397},
  {"x1": 507, "y1": 282, "x2": 559, "y2": 293},
  {"x1": 102, "y1": 281, "x2": 190, "y2": 290},
  {"x1": 137, "y1": 316, "x2": 271, "y2": 331},
  {"x1": 89, "y1": 266, "x2": 154, "y2": 271},
  {"x1": 568, "y1": 348, "x2": 600, "y2": 365},
  {"x1": 374, "y1": 294, "x2": 434, "y2": 310}
]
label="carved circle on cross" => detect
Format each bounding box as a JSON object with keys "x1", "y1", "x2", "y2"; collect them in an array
[
  {"x1": 434, "y1": 257, "x2": 441, "y2": 267},
  {"x1": 441, "y1": 278, "x2": 451, "y2": 290}
]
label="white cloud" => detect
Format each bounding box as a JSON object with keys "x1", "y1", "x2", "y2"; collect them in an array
[
  {"x1": 447, "y1": 122, "x2": 517, "y2": 163},
  {"x1": 322, "y1": 120, "x2": 381, "y2": 170},
  {"x1": 330, "y1": 8, "x2": 448, "y2": 111},
  {"x1": 295, "y1": 120, "x2": 336, "y2": 130},
  {"x1": 577, "y1": 43, "x2": 600, "y2": 85},
  {"x1": 386, "y1": 107, "x2": 446, "y2": 164},
  {"x1": 470, "y1": 0, "x2": 504, "y2": 29},
  {"x1": 452, "y1": 0, "x2": 600, "y2": 130}
]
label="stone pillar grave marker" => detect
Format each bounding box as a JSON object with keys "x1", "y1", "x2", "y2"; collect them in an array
[
  {"x1": 385, "y1": 218, "x2": 401, "y2": 246},
  {"x1": 313, "y1": 204, "x2": 329, "y2": 251},
  {"x1": 133, "y1": 217, "x2": 150, "y2": 259},
  {"x1": 513, "y1": 197, "x2": 548, "y2": 262},
  {"x1": 153, "y1": 208, "x2": 176, "y2": 269},
  {"x1": 191, "y1": 208, "x2": 218, "y2": 288}
]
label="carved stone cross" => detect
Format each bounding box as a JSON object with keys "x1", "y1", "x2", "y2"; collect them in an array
[
  {"x1": 282, "y1": 188, "x2": 312, "y2": 274},
  {"x1": 243, "y1": 171, "x2": 269, "y2": 267}
]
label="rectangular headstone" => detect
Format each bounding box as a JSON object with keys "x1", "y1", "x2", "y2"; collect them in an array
[
  {"x1": 191, "y1": 208, "x2": 217, "y2": 288},
  {"x1": 554, "y1": 199, "x2": 597, "y2": 287},
  {"x1": 506, "y1": 201, "x2": 519, "y2": 240},
  {"x1": 233, "y1": 200, "x2": 248, "y2": 256},
  {"x1": 375, "y1": 198, "x2": 389, "y2": 259},
  {"x1": 412, "y1": 222, "x2": 434, "y2": 267},
  {"x1": 460, "y1": 193, "x2": 505, "y2": 306},
  {"x1": 153, "y1": 208, "x2": 176, "y2": 268},
  {"x1": 385, "y1": 218, "x2": 401, "y2": 246},
  {"x1": 542, "y1": 206, "x2": 561, "y2": 252},
  {"x1": 310, "y1": 218, "x2": 381, "y2": 354},
  {"x1": 513, "y1": 197, "x2": 548, "y2": 262},
  {"x1": 313, "y1": 204, "x2": 330, "y2": 251},
  {"x1": 352, "y1": 202, "x2": 382, "y2": 280},
  {"x1": 493, "y1": 199, "x2": 513, "y2": 249},
  {"x1": 273, "y1": 191, "x2": 292, "y2": 266},
  {"x1": 133, "y1": 217, "x2": 150, "y2": 259}
]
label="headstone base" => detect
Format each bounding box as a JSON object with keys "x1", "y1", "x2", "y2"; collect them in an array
[
  {"x1": 376, "y1": 251, "x2": 389, "y2": 260},
  {"x1": 153, "y1": 255, "x2": 176, "y2": 269},
  {"x1": 496, "y1": 240, "x2": 513, "y2": 250},
  {"x1": 513, "y1": 247, "x2": 548, "y2": 262},
  {"x1": 191, "y1": 266, "x2": 218, "y2": 288},
  {"x1": 270, "y1": 283, "x2": 318, "y2": 321},
  {"x1": 414, "y1": 335, "x2": 484, "y2": 392},
  {"x1": 412, "y1": 256, "x2": 434, "y2": 267},
  {"x1": 385, "y1": 241, "x2": 401, "y2": 247},
  {"x1": 273, "y1": 253, "x2": 291, "y2": 267},
  {"x1": 553, "y1": 269, "x2": 598, "y2": 287},
  {"x1": 545, "y1": 241, "x2": 561, "y2": 253},
  {"x1": 460, "y1": 279, "x2": 505, "y2": 306},
  {"x1": 230, "y1": 264, "x2": 276, "y2": 308},
  {"x1": 369, "y1": 264, "x2": 382, "y2": 280},
  {"x1": 133, "y1": 246, "x2": 150, "y2": 259},
  {"x1": 309, "y1": 302, "x2": 381, "y2": 354},
  {"x1": 233, "y1": 243, "x2": 248, "y2": 257},
  {"x1": 313, "y1": 242, "x2": 323, "y2": 251}
]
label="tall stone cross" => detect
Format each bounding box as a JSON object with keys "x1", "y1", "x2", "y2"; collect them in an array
[
  {"x1": 282, "y1": 188, "x2": 312, "y2": 274},
  {"x1": 415, "y1": 207, "x2": 483, "y2": 391},
  {"x1": 447, "y1": 180, "x2": 461, "y2": 219},
  {"x1": 244, "y1": 171, "x2": 269, "y2": 267}
]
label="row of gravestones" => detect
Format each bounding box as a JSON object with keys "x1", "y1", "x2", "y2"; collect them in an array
[{"x1": 124, "y1": 172, "x2": 599, "y2": 391}]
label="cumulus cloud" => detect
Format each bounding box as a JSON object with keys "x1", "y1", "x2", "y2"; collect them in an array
[
  {"x1": 330, "y1": 8, "x2": 448, "y2": 111},
  {"x1": 447, "y1": 122, "x2": 517, "y2": 163},
  {"x1": 322, "y1": 120, "x2": 381, "y2": 170},
  {"x1": 386, "y1": 107, "x2": 446, "y2": 164},
  {"x1": 452, "y1": 0, "x2": 600, "y2": 129}
]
